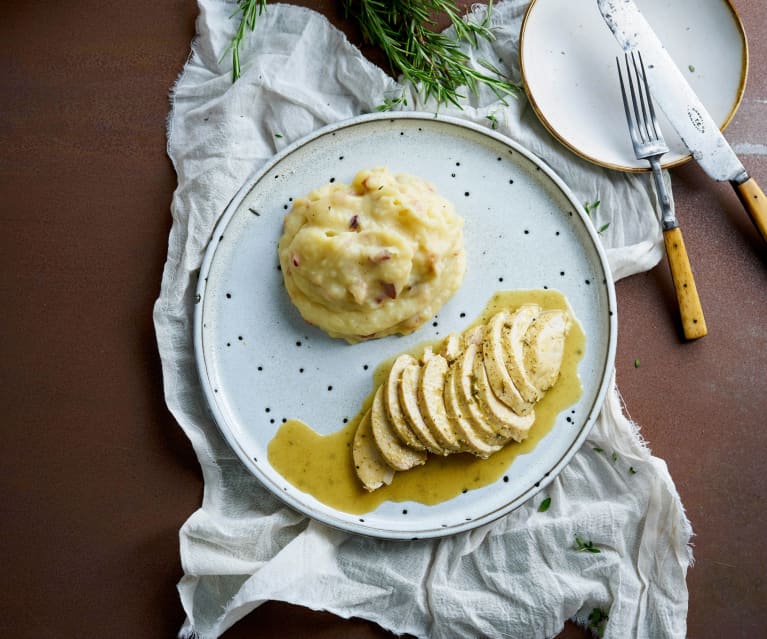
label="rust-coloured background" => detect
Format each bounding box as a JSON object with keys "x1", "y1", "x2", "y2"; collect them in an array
[{"x1": 1, "y1": 1, "x2": 765, "y2": 637}]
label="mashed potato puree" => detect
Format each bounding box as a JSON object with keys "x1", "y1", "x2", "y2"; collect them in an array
[{"x1": 278, "y1": 167, "x2": 466, "y2": 342}]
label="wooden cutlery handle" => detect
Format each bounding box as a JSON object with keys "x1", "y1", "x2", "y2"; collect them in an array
[
  {"x1": 663, "y1": 227, "x2": 707, "y2": 340},
  {"x1": 733, "y1": 177, "x2": 767, "y2": 243}
]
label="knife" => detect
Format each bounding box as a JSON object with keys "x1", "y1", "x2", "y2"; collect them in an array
[{"x1": 597, "y1": 0, "x2": 767, "y2": 243}]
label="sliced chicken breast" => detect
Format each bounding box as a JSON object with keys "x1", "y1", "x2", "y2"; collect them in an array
[
  {"x1": 472, "y1": 352, "x2": 535, "y2": 443},
  {"x1": 482, "y1": 311, "x2": 534, "y2": 416},
  {"x1": 370, "y1": 386, "x2": 427, "y2": 471},
  {"x1": 523, "y1": 309, "x2": 572, "y2": 394},
  {"x1": 439, "y1": 333, "x2": 463, "y2": 363},
  {"x1": 353, "y1": 408, "x2": 395, "y2": 492},
  {"x1": 384, "y1": 354, "x2": 426, "y2": 450},
  {"x1": 399, "y1": 361, "x2": 447, "y2": 455},
  {"x1": 453, "y1": 342, "x2": 507, "y2": 444},
  {"x1": 417, "y1": 354, "x2": 462, "y2": 452},
  {"x1": 503, "y1": 304, "x2": 542, "y2": 404},
  {"x1": 443, "y1": 364, "x2": 503, "y2": 458}
]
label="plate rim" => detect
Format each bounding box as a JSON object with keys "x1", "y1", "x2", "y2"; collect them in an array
[
  {"x1": 519, "y1": 0, "x2": 749, "y2": 173},
  {"x1": 193, "y1": 111, "x2": 618, "y2": 539}
]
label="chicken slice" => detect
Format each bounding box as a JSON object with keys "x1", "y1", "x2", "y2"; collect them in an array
[
  {"x1": 370, "y1": 386, "x2": 427, "y2": 471},
  {"x1": 502, "y1": 304, "x2": 543, "y2": 404},
  {"x1": 384, "y1": 354, "x2": 426, "y2": 450},
  {"x1": 452, "y1": 342, "x2": 508, "y2": 444},
  {"x1": 353, "y1": 408, "x2": 395, "y2": 492},
  {"x1": 439, "y1": 332, "x2": 463, "y2": 363},
  {"x1": 399, "y1": 361, "x2": 447, "y2": 455},
  {"x1": 472, "y1": 352, "x2": 535, "y2": 443},
  {"x1": 482, "y1": 311, "x2": 534, "y2": 415},
  {"x1": 523, "y1": 309, "x2": 572, "y2": 394},
  {"x1": 443, "y1": 364, "x2": 503, "y2": 458},
  {"x1": 417, "y1": 354, "x2": 462, "y2": 452}
]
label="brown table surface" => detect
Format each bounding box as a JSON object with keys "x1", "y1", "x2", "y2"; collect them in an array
[{"x1": 2, "y1": 1, "x2": 765, "y2": 637}]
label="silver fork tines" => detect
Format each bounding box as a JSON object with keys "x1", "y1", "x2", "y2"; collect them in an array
[{"x1": 617, "y1": 51, "x2": 676, "y2": 229}]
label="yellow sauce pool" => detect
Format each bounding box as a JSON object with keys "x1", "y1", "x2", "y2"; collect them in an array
[{"x1": 267, "y1": 290, "x2": 584, "y2": 515}]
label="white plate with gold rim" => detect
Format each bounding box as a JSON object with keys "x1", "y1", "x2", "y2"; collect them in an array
[
  {"x1": 520, "y1": 0, "x2": 747, "y2": 171},
  {"x1": 194, "y1": 112, "x2": 617, "y2": 539}
]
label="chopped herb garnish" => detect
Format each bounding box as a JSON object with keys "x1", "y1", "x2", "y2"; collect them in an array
[
  {"x1": 584, "y1": 199, "x2": 601, "y2": 217},
  {"x1": 486, "y1": 112, "x2": 499, "y2": 129},
  {"x1": 593, "y1": 446, "x2": 604, "y2": 453},
  {"x1": 629, "y1": 467, "x2": 637, "y2": 475},
  {"x1": 588, "y1": 607, "x2": 609, "y2": 637},
  {"x1": 688, "y1": 64, "x2": 695, "y2": 72},
  {"x1": 574, "y1": 535, "x2": 601, "y2": 553},
  {"x1": 274, "y1": 133, "x2": 283, "y2": 138},
  {"x1": 612, "y1": 451, "x2": 618, "y2": 463},
  {"x1": 598, "y1": 222, "x2": 610, "y2": 234},
  {"x1": 538, "y1": 497, "x2": 552, "y2": 512},
  {"x1": 634, "y1": 358, "x2": 641, "y2": 368}
]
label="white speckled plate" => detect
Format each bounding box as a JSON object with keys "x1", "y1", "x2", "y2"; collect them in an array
[
  {"x1": 194, "y1": 112, "x2": 617, "y2": 539},
  {"x1": 520, "y1": 0, "x2": 747, "y2": 171}
]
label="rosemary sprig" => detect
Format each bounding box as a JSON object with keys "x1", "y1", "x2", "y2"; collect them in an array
[
  {"x1": 223, "y1": 0, "x2": 267, "y2": 82},
  {"x1": 344, "y1": 0, "x2": 518, "y2": 108},
  {"x1": 225, "y1": 1, "x2": 518, "y2": 108}
]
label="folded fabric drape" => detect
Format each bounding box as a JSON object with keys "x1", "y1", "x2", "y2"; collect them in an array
[{"x1": 155, "y1": 2, "x2": 690, "y2": 637}]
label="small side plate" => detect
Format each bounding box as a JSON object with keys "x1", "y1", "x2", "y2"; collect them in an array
[{"x1": 520, "y1": 0, "x2": 747, "y2": 171}]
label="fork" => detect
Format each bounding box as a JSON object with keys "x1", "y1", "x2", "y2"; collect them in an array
[{"x1": 617, "y1": 51, "x2": 707, "y2": 340}]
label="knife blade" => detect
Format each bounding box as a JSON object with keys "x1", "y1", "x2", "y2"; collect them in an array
[{"x1": 597, "y1": 0, "x2": 767, "y2": 242}]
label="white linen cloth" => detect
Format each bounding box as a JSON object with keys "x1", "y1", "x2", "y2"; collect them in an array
[{"x1": 155, "y1": 2, "x2": 692, "y2": 637}]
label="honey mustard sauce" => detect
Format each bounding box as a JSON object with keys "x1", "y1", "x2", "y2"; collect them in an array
[{"x1": 267, "y1": 290, "x2": 585, "y2": 515}]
